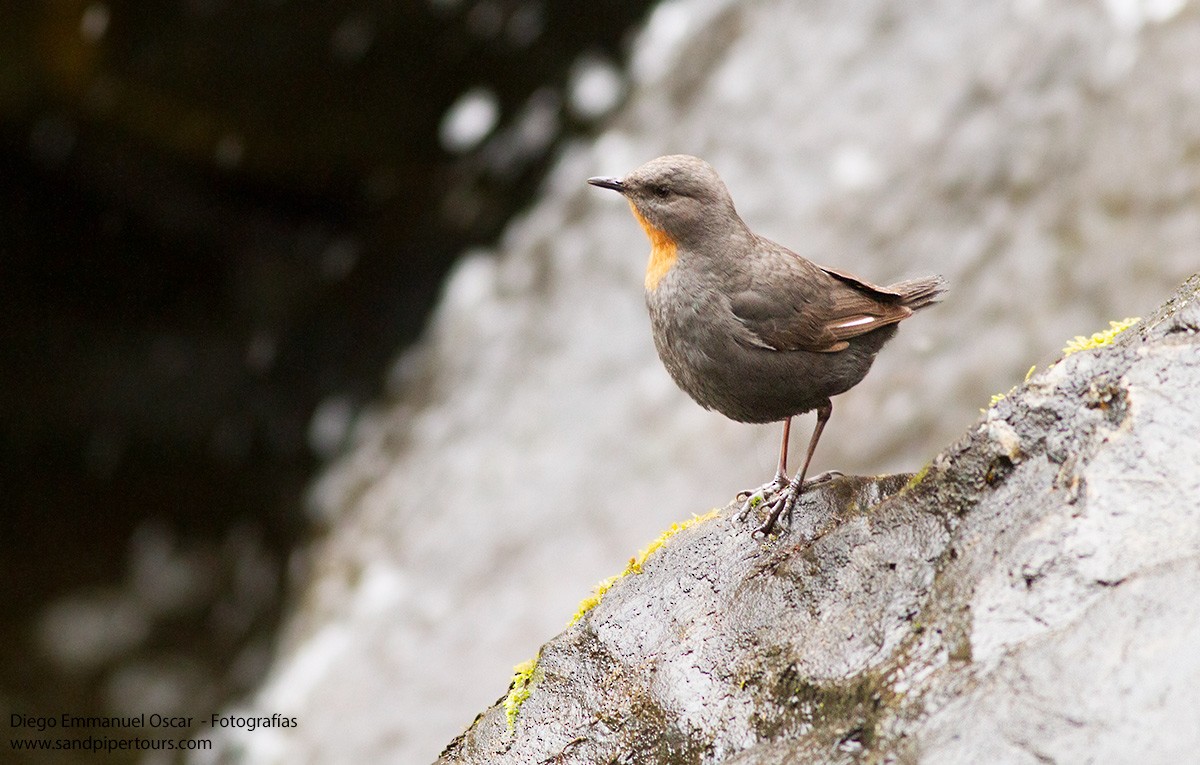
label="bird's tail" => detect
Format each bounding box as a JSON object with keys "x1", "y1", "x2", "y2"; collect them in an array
[{"x1": 889, "y1": 275, "x2": 947, "y2": 311}]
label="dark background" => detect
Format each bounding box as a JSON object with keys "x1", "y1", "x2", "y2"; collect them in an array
[{"x1": 0, "y1": 2, "x2": 653, "y2": 760}]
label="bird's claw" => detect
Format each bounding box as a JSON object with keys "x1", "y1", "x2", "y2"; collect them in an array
[
  {"x1": 752, "y1": 488, "x2": 797, "y2": 536},
  {"x1": 735, "y1": 473, "x2": 788, "y2": 521},
  {"x1": 743, "y1": 471, "x2": 844, "y2": 536},
  {"x1": 804, "y1": 470, "x2": 843, "y2": 486}
]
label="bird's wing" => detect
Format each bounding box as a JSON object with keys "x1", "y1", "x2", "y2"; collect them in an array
[
  {"x1": 817, "y1": 264, "x2": 911, "y2": 300},
  {"x1": 729, "y1": 242, "x2": 912, "y2": 353}
]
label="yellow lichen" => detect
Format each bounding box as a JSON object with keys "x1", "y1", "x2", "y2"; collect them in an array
[
  {"x1": 985, "y1": 318, "x2": 1137, "y2": 413},
  {"x1": 980, "y1": 318, "x2": 1138, "y2": 414},
  {"x1": 985, "y1": 365, "x2": 1038, "y2": 412},
  {"x1": 567, "y1": 574, "x2": 622, "y2": 626},
  {"x1": 903, "y1": 462, "x2": 932, "y2": 492},
  {"x1": 503, "y1": 657, "x2": 539, "y2": 733},
  {"x1": 504, "y1": 510, "x2": 722, "y2": 734},
  {"x1": 1062, "y1": 317, "x2": 1140, "y2": 356},
  {"x1": 567, "y1": 509, "x2": 720, "y2": 628}
]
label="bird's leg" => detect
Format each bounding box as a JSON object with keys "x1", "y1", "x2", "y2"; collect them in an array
[
  {"x1": 735, "y1": 418, "x2": 791, "y2": 520},
  {"x1": 756, "y1": 401, "x2": 832, "y2": 536}
]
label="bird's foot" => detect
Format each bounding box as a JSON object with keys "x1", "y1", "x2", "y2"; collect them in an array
[
  {"x1": 750, "y1": 470, "x2": 844, "y2": 537},
  {"x1": 753, "y1": 486, "x2": 797, "y2": 536},
  {"x1": 734, "y1": 472, "x2": 789, "y2": 521}
]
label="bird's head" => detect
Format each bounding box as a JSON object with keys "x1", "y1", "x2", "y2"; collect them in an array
[{"x1": 588, "y1": 154, "x2": 742, "y2": 248}]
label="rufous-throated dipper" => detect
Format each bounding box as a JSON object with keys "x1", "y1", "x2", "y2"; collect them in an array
[{"x1": 588, "y1": 154, "x2": 945, "y2": 535}]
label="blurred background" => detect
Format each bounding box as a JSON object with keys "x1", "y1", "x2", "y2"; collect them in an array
[
  {"x1": 4, "y1": 1, "x2": 1199, "y2": 763},
  {"x1": 1, "y1": 2, "x2": 651, "y2": 763}
]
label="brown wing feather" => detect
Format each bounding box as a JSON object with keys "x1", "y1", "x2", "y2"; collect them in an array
[
  {"x1": 818, "y1": 264, "x2": 911, "y2": 301},
  {"x1": 730, "y1": 240, "x2": 915, "y2": 353}
]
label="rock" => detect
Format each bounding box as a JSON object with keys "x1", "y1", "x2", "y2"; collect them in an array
[{"x1": 437, "y1": 274, "x2": 1200, "y2": 763}]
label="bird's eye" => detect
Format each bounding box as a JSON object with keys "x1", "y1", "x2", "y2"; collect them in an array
[{"x1": 652, "y1": 185, "x2": 671, "y2": 198}]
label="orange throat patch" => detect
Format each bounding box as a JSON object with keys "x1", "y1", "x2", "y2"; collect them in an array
[{"x1": 629, "y1": 201, "x2": 678, "y2": 291}]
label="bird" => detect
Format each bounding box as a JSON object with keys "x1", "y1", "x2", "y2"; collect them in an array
[{"x1": 587, "y1": 154, "x2": 945, "y2": 535}]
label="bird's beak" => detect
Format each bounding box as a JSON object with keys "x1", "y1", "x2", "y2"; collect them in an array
[{"x1": 587, "y1": 176, "x2": 626, "y2": 193}]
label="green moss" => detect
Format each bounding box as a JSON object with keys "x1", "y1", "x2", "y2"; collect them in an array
[
  {"x1": 567, "y1": 509, "x2": 720, "y2": 627},
  {"x1": 1062, "y1": 317, "x2": 1140, "y2": 356},
  {"x1": 503, "y1": 656, "x2": 539, "y2": 733}
]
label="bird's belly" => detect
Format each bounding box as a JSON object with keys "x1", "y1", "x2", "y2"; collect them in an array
[
  {"x1": 647, "y1": 289, "x2": 888, "y2": 424},
  {"x1": 654, "y1": 335, "x2": 832, "y2": 422}
]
